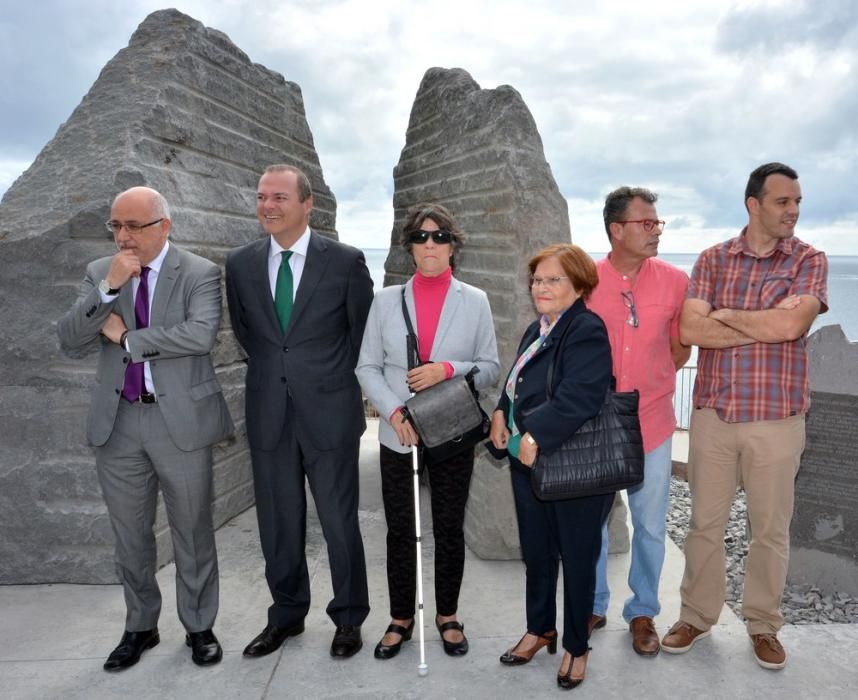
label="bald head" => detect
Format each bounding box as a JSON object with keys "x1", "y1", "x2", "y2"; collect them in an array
[
  {"x1": 112, "y1": 186, "x2": 171, "y2": 220},
  {"x1": 109, "y1": 186, "x2": 172, "y2": 266}
]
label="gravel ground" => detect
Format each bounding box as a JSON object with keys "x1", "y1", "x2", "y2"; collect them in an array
[{"x1": 666, "y1": 476, "x2": 858, "y2": 625}]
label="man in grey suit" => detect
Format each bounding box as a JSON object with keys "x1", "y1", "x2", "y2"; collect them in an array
[
  {"x1": 57, "y1": 186, "x2": 234, "y2": 671},
  {"x1": 225, "y1": 165, "x2": 374, "y2": 659}
]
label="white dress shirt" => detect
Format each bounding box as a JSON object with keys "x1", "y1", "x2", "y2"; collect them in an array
[{"x1": 267, "y1": 228, "x2": 310, "y2": 301}]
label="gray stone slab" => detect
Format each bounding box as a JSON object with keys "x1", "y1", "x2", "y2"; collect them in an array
[
  {"x1": 382, "y1": 67, "x2": 578, "y2": 559},
  {"x1": 790, "y1": 326, "x2": 858, "y2": 595},
  {"x1": 0, "y1": 8, "x2": 335, "y2": 583}
]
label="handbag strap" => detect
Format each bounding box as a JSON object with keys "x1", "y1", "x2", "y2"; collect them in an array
[
  {"x1": 401, "y1": 286, "x2": 420, "y2": 371},
  {"x1": 544, "y1": 311, "x2": 615, "y2": 400},
  {"x1": 400, "y1": 285, "x2": 480, "y2": 385}
]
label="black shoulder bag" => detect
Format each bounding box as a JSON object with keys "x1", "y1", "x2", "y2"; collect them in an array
[
  {"x1": 400, "y1": 287, "x2": 490, "y2": 461},
  {"x1": 530, "y1": 315, "x2": 645, "y2": 500}
]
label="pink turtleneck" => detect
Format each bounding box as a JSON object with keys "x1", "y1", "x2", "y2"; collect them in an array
[
  {"x1": 388, "y1": 269, "x2": 455, "y2": 423},
  {"x1": 413, "y1": 267, "x2": 454, "y2": 374}
]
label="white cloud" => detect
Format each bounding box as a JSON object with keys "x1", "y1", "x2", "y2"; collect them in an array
[{"x1": 1, "y1": 0, "x2": 857, "y2": 255}]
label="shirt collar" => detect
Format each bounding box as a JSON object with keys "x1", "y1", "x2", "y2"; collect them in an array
[
  {"x1": 147, "y1": 240, "x2": 170, "y2": 273},
  {"x1": 728, "y1": 226, "x2": 796, "y2": 258},
  {"x1": 603, "y1": 252, "x2": 650, "y2": 282},
  {"x1": 269, "y1": 228, "x2": 311, "y2": 260}
]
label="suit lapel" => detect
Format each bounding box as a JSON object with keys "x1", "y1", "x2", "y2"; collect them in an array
[
  {"x1": 403, "y1": 278, "x2": 417, "y2": 330},
  {"x1": 285, "y1": 231, "x2": 329, "y2": 339},
  {"x1": 149, "y1": 245, "x2": 179, "y2": 327},
  {"x1": 249, "y1": 238, "x2": 282, "y2": 338},
  {"x1": 118, "y1": 280, "x2": 135, "y2": 329}
]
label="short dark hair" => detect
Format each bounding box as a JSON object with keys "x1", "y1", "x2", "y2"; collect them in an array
[
  {"x1": 603, "y1": 186, "x2": 658, "y2": 241},
  {"x1": 528, "y1": 243, "x2": 599, "y2": 300},
  {"x1": 263, "y1": 164, "x2": 313, "y2": 202},
  {"x1": 399, "y1": 202, "x2": 465, "y2": 263},
  {"x1": 744, "y1": 162, "x2": 799, "y2": 211}
]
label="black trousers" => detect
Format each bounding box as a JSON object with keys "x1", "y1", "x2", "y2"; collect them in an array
[
  {"x1": 250, "y1": 407, "x2": 369, "y2": 628},
  {"x1": 379, "y1": 444, "x2": 474, "y2": 619},
  {"x1": 510, "y1": 459, "x2": 613, "y2": 656}
]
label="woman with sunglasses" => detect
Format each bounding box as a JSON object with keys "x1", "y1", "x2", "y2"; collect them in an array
[
  {"x1": 356, "y1": 202, "x2": 499, "y2": 660},
  {"x1": 490, "y1": 243, "x2": 613, "y2": 690}
]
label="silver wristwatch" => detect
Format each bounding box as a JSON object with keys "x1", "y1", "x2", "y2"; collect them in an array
[{"x1": 98, "y1": 279, "x2": 120, "y2": 296}]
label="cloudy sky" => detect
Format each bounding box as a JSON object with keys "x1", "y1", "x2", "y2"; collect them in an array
[{"x1": 1, "y1": 0, "x2": 856, "y2": 254}]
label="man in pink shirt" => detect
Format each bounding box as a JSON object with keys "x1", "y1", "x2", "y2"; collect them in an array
[{"x1": 586, "y1": 186, "x2": 690, "y2": 656}]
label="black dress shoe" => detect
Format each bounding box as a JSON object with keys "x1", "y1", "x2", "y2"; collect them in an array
[
  {"x1": 243, "y1": 623, "x2": 305, "y2": 658},
  {"x1": 374, "y1": 619, "x2": 415, "y2": 660},
  {"x1": 103, "y1": 629, "x2": 160, "y2": 671},
  {"x1": 185, "y1": 629, "x2": 223, "y2": 666},
  {"x1": 436, "y1": 617, "x2": 468, "y2": 656},
  {"x1": 330, "y1": 625, "x2": 363, "y2": 658}
]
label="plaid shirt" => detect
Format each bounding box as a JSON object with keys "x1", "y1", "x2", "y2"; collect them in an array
[{"x1": 689, "y1": 230, "x2": 828, "y2": 423}]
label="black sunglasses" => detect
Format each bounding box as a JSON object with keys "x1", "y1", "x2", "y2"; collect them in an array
[{"x1": 408, "y1": 229, "x2": 453, "y2": 245}]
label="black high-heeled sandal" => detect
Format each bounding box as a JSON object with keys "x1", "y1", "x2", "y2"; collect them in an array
[
  {"x1": 374, "y1": 619, "x2": 415, "y2": 660},
  {"x1": 499, "y1": 630, "x2": 558, "y2": 665},
  {"x1": 557, "y1": 648, "x2": 590, "y2": 690},
  {"x1": 436, "y1": 616, "x2": 469, "y2": 656}
]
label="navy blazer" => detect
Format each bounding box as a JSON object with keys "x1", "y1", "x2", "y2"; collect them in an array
[{"x1": 497, "y1": 297, "x2": 612, "y2": 455}]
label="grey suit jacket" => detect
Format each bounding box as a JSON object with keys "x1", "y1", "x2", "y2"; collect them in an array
[
  {"x1": 355, "y1": 276, "x2": 500, "y2": 453},
  {"x1": 57, "y1": 244, "x2": 234, "y2": 451},
  {"x1": 225, "y1": 231, "x2": 374, "y2": 453}
]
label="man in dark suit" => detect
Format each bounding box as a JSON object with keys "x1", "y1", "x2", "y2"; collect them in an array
[
  {"x1": 226, "y1": 164, "x2": 374, "y2": 659},
  {"x1": 57, "y1": 186, "x2": 234, "y2": 671}
]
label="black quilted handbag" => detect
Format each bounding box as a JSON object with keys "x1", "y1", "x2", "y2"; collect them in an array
[
  {"x1": 400, "y1": 287, "x2": 490, "y2": 461},
  {"x1": 530, "y1": 319, "x2": 644, "y2": 501}
]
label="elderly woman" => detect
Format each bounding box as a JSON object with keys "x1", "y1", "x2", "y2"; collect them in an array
[
  {"x1": 490, "y1": 243, "x2": 613, "y2": 690},
  {"x1": 356, "y1": 203, "x2": 500, "y2": 660}
]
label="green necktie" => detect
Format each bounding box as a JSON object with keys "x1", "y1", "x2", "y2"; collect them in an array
[{"x1": 274, "y1": 251, "x2": 293, "y2": 333}]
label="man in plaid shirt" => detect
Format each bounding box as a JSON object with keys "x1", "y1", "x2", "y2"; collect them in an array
[{"x1": 661, "y1": 163, "x2": 828, "y2": 670}]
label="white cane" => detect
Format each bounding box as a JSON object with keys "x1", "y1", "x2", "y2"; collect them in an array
[{"x1": 412, "y1": 436, "x2": 429, "y2": 677}]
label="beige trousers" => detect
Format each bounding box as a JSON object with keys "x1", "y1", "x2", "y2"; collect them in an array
[{"x1": 680, "y1": 408, "x2": 805, "y2": 635}]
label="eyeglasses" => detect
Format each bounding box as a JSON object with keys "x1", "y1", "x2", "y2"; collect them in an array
[
  {"x1": 407, "y1": 229, "x2": 453, "y2": 245},
  {"x1": 105, "y1": 218, "x2": 164, "y2": 234},
  {"x1": 530, "y1": 276, "x2": 569, "y2": 289},
  {"x1": 621, "y1": 291, "x2": 639, "y2": 328},
  {"x1": 616, "y1": 219, "x2": 666, "y2": 233}
]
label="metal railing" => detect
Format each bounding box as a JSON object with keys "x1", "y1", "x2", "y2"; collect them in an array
[{"x1": 673, "y1": 364, "x2": 697, "y2": 430}]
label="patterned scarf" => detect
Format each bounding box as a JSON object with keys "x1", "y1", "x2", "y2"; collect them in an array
[{"x1": 505, "y1": 314, "x2": 559, "y2": 446}]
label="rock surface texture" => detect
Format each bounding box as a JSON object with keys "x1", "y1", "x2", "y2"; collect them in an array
[
  {"x1": 790, "y1": 325, "x2": 858, "y2": 595},
  {"x1": 384, "y1": 68, "x2": 571, "y2": 558},
  {"x1": 0, "y1": 9, "x2": 335, "y2": 583}
]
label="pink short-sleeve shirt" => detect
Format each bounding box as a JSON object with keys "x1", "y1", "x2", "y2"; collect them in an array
[{"x1": 587, "y1": 256, "x2": 688, "y2": 452}]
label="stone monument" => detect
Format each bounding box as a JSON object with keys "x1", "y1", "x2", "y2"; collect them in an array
[
  {"x1": 0, "y1": 9, "x2": 336, "y2": 583},
  {"x1": 383, "y1": 67, "x2": 570, "y2": 558},
  {"x1": 789, "y1": 324, "x2": 858, "y2": 595}
]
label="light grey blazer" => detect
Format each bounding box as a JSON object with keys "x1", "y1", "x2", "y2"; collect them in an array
[
  {"x1": 57, "y1": 244, "x2": 234, "y2": 452},
  {"x1": 356, "y1": 276, "x2": 500, "y2": 454}
]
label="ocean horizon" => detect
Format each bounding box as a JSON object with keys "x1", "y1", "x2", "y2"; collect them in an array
[{"x1": 360, "y1": 248, "x2": 858, "y2": 341}]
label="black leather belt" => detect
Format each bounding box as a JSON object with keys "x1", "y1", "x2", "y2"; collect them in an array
[{"x1": 137, "y1": 392, "x2": 157, "y2": 404}]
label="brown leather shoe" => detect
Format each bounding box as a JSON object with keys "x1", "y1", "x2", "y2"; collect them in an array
[
  {"x1": 629, "y1": 616, "x2": 660, "y2": 656},
  {"x1": 499, "y1": 631, "x2": 558, "y2": 665},
  {"x1": 661, "y1": 620, "x2": 710, "y2": 654},
  {"x1": 588, "y1": 614, "x2": 606, "y2": 636},
  {"x1": 750, "y1": 633, "x2": 786, "y2": 670}
]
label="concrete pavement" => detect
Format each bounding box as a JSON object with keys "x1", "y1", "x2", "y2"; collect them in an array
[{"x1": 1, "y1": 421, "x2": 856, "y2": 699}]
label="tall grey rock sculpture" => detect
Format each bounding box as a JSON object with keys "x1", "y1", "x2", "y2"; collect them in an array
[
  {"x1": 384, "y1": 68, "x2": 570, "y2": 558},
  {"x1": 0, "y1": 9, "x2": 336, "y2": 583}
]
